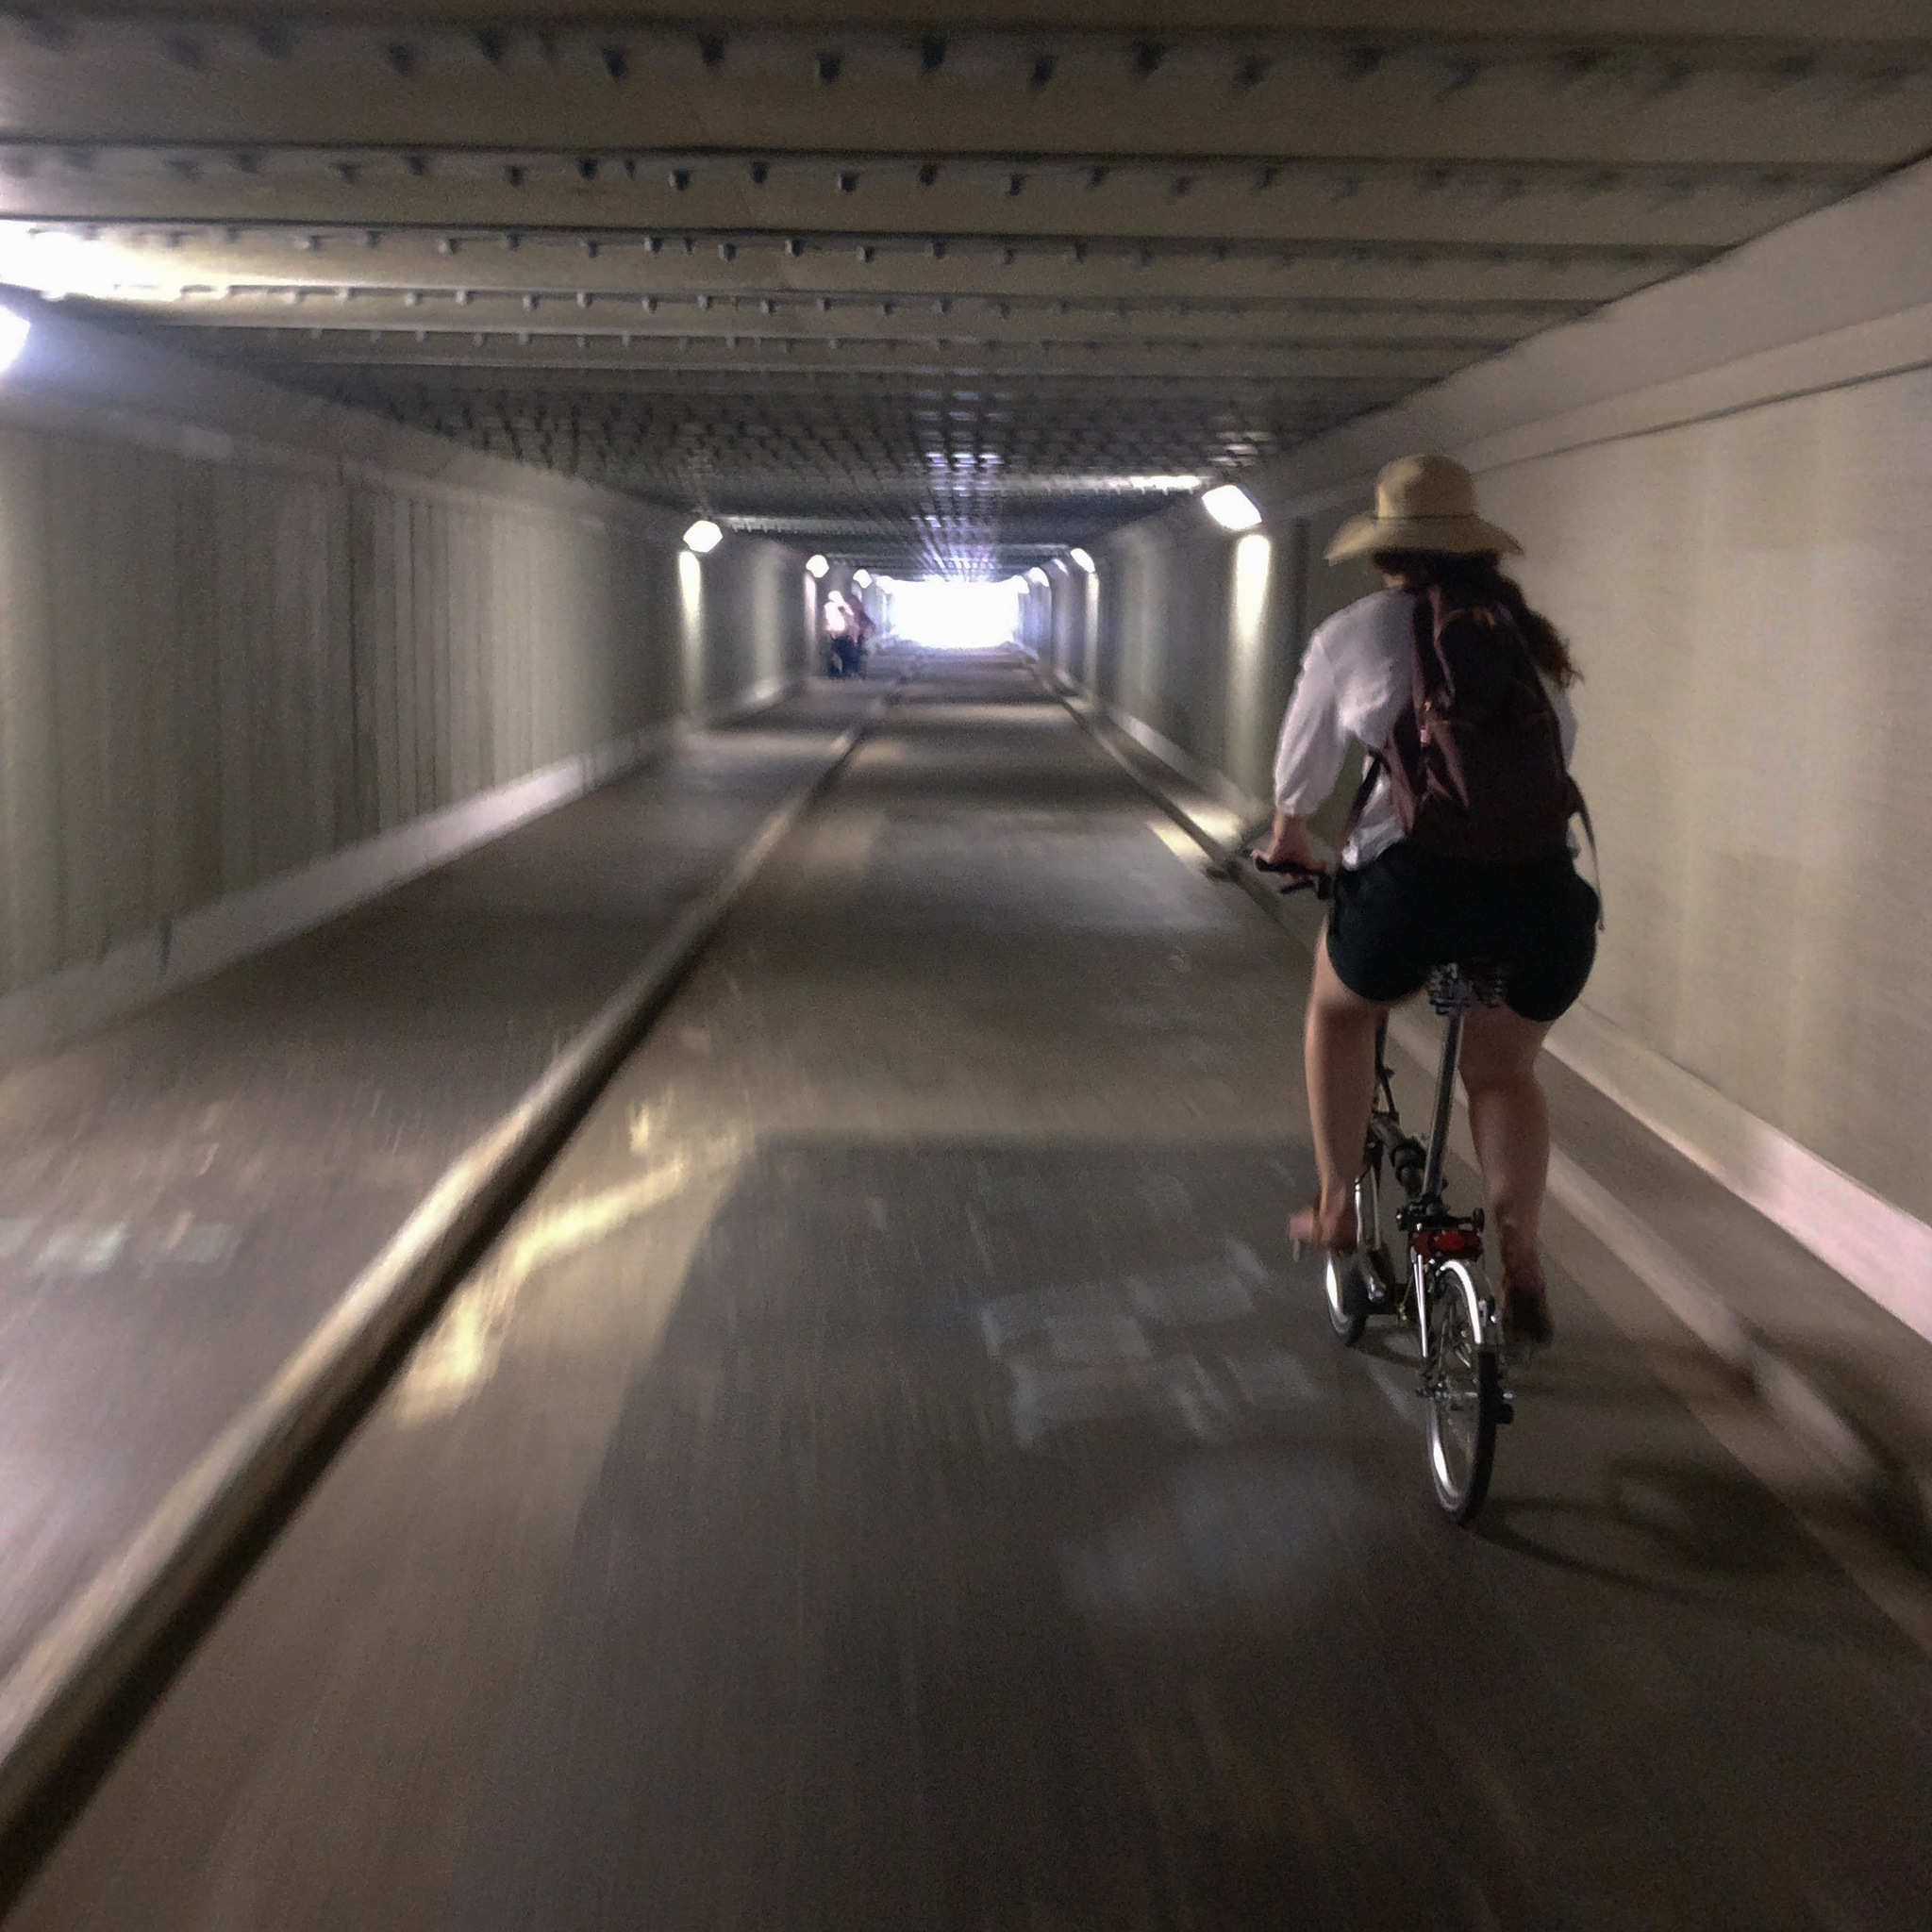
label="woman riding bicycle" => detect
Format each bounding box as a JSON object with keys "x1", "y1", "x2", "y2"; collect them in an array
[{"x1": 1251, "y1": 453, "x2": 1599, "y2": 1346}]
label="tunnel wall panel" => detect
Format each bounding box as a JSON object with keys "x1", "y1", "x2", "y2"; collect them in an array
[
  {"x1": 1073, "y1": 391, "x2": 1932, "y2": 1247},
  {"x1": 691, "y1": 540, "x2": 808, "y2": 716},
  {"x1": 1477, "y1": 371, "x2": 1932, "y2": 1227},
  {"x1": 1072, "y1": 511, "x2": 1306, "y2": 822},
  {"x1": 0, "y1": 314, "x2": 809, "y2": 1049}
]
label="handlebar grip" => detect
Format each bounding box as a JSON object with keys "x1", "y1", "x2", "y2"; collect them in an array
[{"x1": 1250, "y1": 854, "x2": 1333, "y2": 900}]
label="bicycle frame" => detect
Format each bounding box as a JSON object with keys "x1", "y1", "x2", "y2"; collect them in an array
[
  {"x1": 1421, "y1": 1006, "x2": 1463, "y2": 1205},
  {"x1": 1256, "y1": 836, "x2": 1516, "y2": 1519},
  {"x1": 1357, "y1": 983, "x2": 1503, "y2": 1365}
]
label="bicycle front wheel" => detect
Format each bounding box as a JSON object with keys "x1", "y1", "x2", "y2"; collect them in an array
[
  {"x1": 1424, "y1": 1261, "x2": 1501, "y2": 1522},
  {"x1": 1322, "y1": 1169, "x2": 1379, "y2": 1346}
]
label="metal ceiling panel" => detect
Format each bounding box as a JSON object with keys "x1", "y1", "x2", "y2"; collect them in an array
[{"x1": 6, "y1": 8, "x2": 1930, "y2": 571}]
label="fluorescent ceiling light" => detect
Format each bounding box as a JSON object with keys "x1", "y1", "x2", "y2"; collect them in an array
[
  {"x1": 0, "y1": 229, "x2": 125, "y2": 302},
  {"x1": 1068, "y1": 547, "x2": 1096, "y2": 575},
  {"x1": 805, "y1": 552, "x2": 830, "y2": 578},
  {"x1": 683, "y1": 518, "x2": 724, "y2": 554},
  {"x1": 0, "y1": 304, "x2": 28, "y2": 376},
  {"x1": 1202, "y1": 484, "x2": 1262, "y2": 531}
]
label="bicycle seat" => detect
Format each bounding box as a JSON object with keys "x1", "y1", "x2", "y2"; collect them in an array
[{"x1": 1426, "y1": 959, "x2": 1511, "y2": 1015}]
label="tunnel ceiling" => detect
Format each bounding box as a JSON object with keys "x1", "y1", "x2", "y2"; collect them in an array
[{"x1": 6, "y1": 7, "x2": 1932, "y2": 575}]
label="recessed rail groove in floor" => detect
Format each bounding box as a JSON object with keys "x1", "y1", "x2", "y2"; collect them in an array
[{"x1": 0, "y1": 675, "x2": 909, "y2": 1854}]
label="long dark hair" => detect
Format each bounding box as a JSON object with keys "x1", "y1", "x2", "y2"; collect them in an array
[{"x1": 1370, "y1": 549, "x2": 1579, "y2": 689}]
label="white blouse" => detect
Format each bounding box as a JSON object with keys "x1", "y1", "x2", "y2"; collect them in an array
[{"x1": 1272, "y1": 587, "x2": 1578, "y2": 869}]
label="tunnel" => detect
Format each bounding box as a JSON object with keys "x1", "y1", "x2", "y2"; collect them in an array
[{"x1": 0, "y1": 4, "x2": 1929, "y2": 1926}]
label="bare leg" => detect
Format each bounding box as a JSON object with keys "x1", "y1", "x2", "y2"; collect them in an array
[
  {"x1": 1458, "y1": 1005, "x2": 1557, "y2": 1336},
  {"x1": 1295, "y1": 937, "x2": 1391, "y2": 1250}
]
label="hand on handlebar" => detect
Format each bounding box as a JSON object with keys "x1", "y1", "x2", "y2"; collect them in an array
[
  {"x1": 1247, "y1": 812, "x2": 1332, "y2": 896},
  {"x1": 1250, "y1": 854, "x2": 1332, "y2": 898}
]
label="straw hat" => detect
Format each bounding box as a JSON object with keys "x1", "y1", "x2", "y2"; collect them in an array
[{"x1": 1324, "y1": 452, "x2": 1521, "y2": 563}]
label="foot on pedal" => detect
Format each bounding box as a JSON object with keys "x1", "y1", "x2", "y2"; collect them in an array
[{"x1": 1502, "y1": 1279, "x2": 1553, "y2": 1355}]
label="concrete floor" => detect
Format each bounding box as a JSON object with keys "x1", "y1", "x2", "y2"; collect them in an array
[
  {"x1": 8, "y1": 654, "x2": 1931, "y2": 1931},
  {"x1": 0, "y1": 686, "x2": 868, "y2": 1682}
]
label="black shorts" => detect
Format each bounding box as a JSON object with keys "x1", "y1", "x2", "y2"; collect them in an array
[{"x1": 1325, "y1": 841, "x2": 1598, "y2": 1024}]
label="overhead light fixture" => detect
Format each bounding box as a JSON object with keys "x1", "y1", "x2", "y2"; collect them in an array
[
  {"x1": 683, "y1": 518, "x2": 724, "y2": 553},
  {"x1": 1026, "y1": 567, "x2": 1050, "y2": 586},
  {"x1": 0, "y1": 229, "x2": 120, "y2": 303},
  {"x1": 1068, "y1": 547, "x2": 1096, "y2": 574},
  {"x1": 1202, "y1": 483, "x2": 1262, "y2": 531},
  {"x1": 852, "y1": 568, "x2": 872, "y2": 587},
  {"x1": 805, "y1": 553, "x2": 830, "y2": 578},
  {"x1": 0, "y1": 304, "x2": 29, "y2": 375}
]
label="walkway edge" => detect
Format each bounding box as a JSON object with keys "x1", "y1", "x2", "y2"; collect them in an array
[
  {"x1": 1039, "y1": 670, "x2": 1926, "y2": 1544},
  {"x1": 0, "y1": 687, "x2": 894, "y2": 1844}
]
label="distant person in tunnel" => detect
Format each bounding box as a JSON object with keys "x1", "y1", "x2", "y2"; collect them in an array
[
  {"x1": 823, "y1": 590, "x2": 870, "y2": 678},
  {"x1": 1251, "y1": 454, "x2": 1599, "y2": 1346}
]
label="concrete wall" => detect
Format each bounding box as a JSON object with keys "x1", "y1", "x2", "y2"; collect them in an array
[
  {"x1": 0, "y1": 296, "x2": 808, "y2": 1047},
  {"x1": 1071, "y1": 509, "x2": 1308, "y2": 817},
  {"x1": 1048, "y1": 157, "x2": 1932, "y2": 1322},
  {"x1": 1473, "y1": 367, "x2": 1932, "y2": 1224}
]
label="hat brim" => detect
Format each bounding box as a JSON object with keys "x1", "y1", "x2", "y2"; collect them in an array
[{"x1": 1324, "y1": 510, "x2": 1522, "y2": 563}]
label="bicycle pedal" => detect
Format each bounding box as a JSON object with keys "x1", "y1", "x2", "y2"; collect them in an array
[{"x1": 1496, "y1": 1396, "x2": 1515, "y2": 1424}]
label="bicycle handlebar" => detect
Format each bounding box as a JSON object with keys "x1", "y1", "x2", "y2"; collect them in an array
[{"x1": 1249, "y1": 853, "x2": 1334, "y2": 900}]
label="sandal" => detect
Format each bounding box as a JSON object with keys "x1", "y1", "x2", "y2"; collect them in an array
[{"x1": 1501, "y1": 1276, "x2": 1554, "y2": 1351}]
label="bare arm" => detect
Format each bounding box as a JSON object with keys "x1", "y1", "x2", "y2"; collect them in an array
[{"x1": 1251, "y1": 810, "x2": 1324, "y2": 872}]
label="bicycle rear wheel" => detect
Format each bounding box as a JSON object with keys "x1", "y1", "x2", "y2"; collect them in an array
[{"x1": 1424, "y1": 1262, "x2": 1501, "y2": 1522}]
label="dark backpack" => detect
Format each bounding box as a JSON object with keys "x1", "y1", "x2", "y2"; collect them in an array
[{"x1": 1342, "y1": 586, "x2": 1591, "y2": 869}]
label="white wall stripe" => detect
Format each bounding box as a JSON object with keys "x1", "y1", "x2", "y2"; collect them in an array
[{"x1": 1545, "y1": 1004, "x2": 1932, "y2": 1353}]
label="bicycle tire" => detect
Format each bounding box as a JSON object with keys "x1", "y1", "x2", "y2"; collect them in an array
[
  {"x1": 1424, "y1": 1261, "x2": 1501, "y2": 1522},
  {"x1": 1322, "y1": 1169, "x2": 1380, "y2": 1346},
  {"x1": 1324, "y1": 1250, "x2": 1368, "y2": 1346}
]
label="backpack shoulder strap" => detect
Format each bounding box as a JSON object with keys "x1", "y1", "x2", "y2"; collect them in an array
[{"x1": 1335, "y1": 753, "x2": 1384, "y2": 861}]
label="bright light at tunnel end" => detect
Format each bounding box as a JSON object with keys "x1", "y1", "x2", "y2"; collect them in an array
[
  {"x1": 1068, "y1": 547, "x2": 1096, "y2": 575},
  {"x1": 889, "y1": 576, "x2": 1024, "y2": 652},
  {"x1": 683, "y1": 518, "x2": 724, "y2": 554},
  {"x1": 1202, "y1": 484, "x2": 1263, "y2": 531},
  {"x1": 0, "y1": 304, "x2": 30, "y2": 377}
]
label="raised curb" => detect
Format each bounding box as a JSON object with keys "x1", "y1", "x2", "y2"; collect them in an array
[
  {"x1": 1040, "y1": 669, "x2": 1926, "y2": 1545},
  {"x1": 0, "y1": 681, "x2": 899, "y2": 1844}
]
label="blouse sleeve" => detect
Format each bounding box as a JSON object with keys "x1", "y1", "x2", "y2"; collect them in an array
[{"x1": 1272, "y1": 629, "x2": 1353, "y2": 816}]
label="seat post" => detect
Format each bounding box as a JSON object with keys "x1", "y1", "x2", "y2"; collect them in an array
[{"x1": 1422, "y1": 1008, "x2": 1464, "y2": 1201}]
